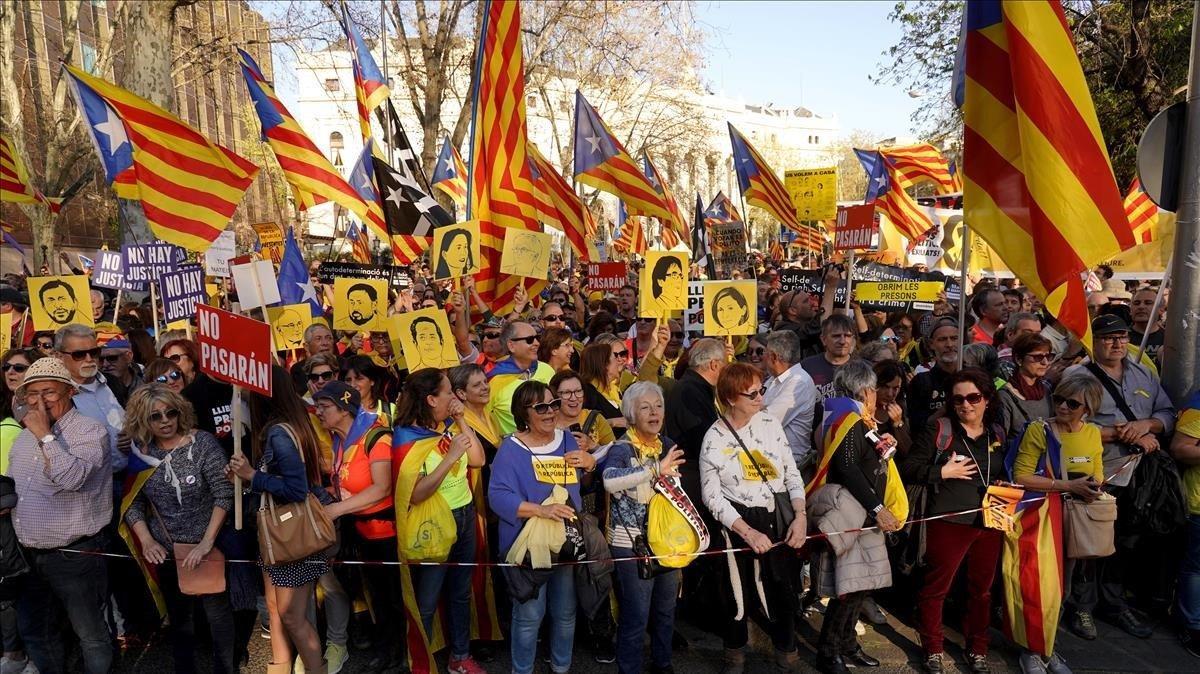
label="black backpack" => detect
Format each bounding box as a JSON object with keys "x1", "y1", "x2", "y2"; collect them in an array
[{"x1": 1117, "y1": 449, "x2": 1187, "y2": 535}]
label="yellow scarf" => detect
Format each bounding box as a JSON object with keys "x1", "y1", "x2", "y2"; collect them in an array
[
  {"x1": 463, "y1": 405, "x2": 501, "y2": 449},
  {"x1": 629, "y1": 431, "x2": 662, "y2": 461},
  {"x1": 596, "y1": 378, "x2": 621, "y2": 407}
]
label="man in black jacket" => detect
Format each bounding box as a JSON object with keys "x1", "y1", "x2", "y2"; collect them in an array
[
  {"x1": 664, "y1": 338, "x2": 728, "y2": 510},
  {"x1": 909, "y1": 317, "x2": 961, "y2": 432}
]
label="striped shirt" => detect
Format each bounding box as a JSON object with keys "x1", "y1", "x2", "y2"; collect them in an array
[{"x1": 10, "y1": 408, "x2": 113, "y2": 549}]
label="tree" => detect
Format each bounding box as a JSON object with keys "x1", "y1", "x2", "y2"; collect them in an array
[{"x1": 874, "y1": 0, "x2": 1192, "y2": 185}]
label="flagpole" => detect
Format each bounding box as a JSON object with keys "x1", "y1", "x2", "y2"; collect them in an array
[
  {"x1": 380, "y1": 0, "x2": 394, "y2": 165},
  {"x1": 464, "y1": 0, "x2": 492, "y2": 221},
  {"x1": 957, "y1": 225, "x2": 971, "y2": 371}
]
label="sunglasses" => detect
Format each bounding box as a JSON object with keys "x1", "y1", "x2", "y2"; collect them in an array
[
  {"x1": 951, "y1": 392, "x2": 986, "y2": 406},
  {"x1": 166, "y1": 353, "x2": 187, "y2": 363},
  {"x1": 1, "y1": 363, "x2": 28, "y2": 373},
  {"x1": 530, "y1": 398, "x2": 562, "y2": 414},
  {"x1": 1024, "y1": 353, "x2": 1052, "y2": 363},
  {"x1": 510, "y1": 335, "x2": 539, "y2": 345},
  {"x1": 149, "y1": 408, "x2": 181, "y2": 423},
  {"x1": 1052, "y1": 395, "x2": 1085, "y2": 411},
  {"x1": 100, "y1": 354, "x2": 124, "y2": 364},
  {"x1": 748, "y1": 347, "x2": 765, "y2": 357},
  {"x1": 738, "y1": 386, "x2": 768, "y2": 400},
  {"x1": 307, "y1": 371, "x2": 336, "y2": 383},
  {"x1": 35, "y1": 341, "x2": 53, "y2": 350},
  {"x1": 154, "y1": 371, "x2": 184, "y2": 384},
  {"x1": 542, "y1": 314, "x2": 564, "y2": 322},
  {"x1": 61, "y1": 347, "x2": 102, "y2": 361},
  {"x1": 671, "y1": 331, "x2": 684, "y2": 339},
  {"x1": 482, "y1": 332, "x2": 502, "y2": 340},
  {"x1": 612, "y1": 349, "x2": 628, "y2": 359},
  {"x1": 637, "y1": 317, "x2": 656, "y2": 323}
]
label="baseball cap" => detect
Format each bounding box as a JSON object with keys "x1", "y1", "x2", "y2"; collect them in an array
[
  {"x1": 313, "y1": 381, "x2": 361, "y2": 415},
  {"x1": 1091, "y1": 314, "x2": 1130, "y2": 336},
  {"x1": 17, "y1": 358, "x2": 80, "y2": 398}
]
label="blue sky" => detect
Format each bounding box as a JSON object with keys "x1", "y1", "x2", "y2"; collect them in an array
[{"x1": 696, "y1": 0, "x2": 924, "y2": 140}]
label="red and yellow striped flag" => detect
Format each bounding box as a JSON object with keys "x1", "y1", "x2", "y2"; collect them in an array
[
  {"x1": 528, "y1": 142, "x2": 594, "y2": 259},
  {"x1": 612, "y1": 213, "x2": 647, "y2": 256},
  {"x1": 238, "y1": 49, "x2": 373, "y2": 230},
  {"x1": 432, "y1": 137, "x2": 468, "y2": 207},
  {"x1": 1123, "y1": 177, "x2": 1161, "y2": 245},
  {"x1": 468, "y1": 0, "x2": 544, "y2": 314},
  {"x1": 728, "y1": 123, "x2": 804, "y2": 232},
  {"x1": 958, "y1": 0, "x2": 1134, "y2": 347},
  {"x1": 0, "y1": 134, "x2": 50, "y2": 207},
  {"x1": 64, "y1": 65, "x2": 258, "y2": 251},
  {"x1": 880, "y1": 143, "x2": 958, "y2": 194},
  {"x1": 642, "y1": 152, "x2": 688, "y2": 247}
]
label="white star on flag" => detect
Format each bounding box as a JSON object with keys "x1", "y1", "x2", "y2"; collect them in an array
[
  {"x1": 386, "y1": 185, "x2": 406, "y2": 210},
  {"x1": 295, "y1": 279, "x2": 317, "y2": 304},
  {"x1": 585, "y1": 134, "x2": 602, "y2": 154},
  {"x1": 94, "y1": 105, "x2": 128, "y2": 156},
  {"x1": 441, "y1": 156, "x2": 455, "y2": 176}
]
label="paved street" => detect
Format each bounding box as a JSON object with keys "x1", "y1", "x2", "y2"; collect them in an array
[{"x1": 108, "y1": 596, "x2": 1199, "y2": 673}]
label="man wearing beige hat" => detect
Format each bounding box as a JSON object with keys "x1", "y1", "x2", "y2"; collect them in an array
[{"x1": 8, "y1": 358, "x2": 113, "y2": 674}]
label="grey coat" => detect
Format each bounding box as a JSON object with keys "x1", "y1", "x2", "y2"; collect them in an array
[
  {"x1": 807, "y1": 484, "x2": 891, "y2": 597},
  {"x1": 997, "y1": 381, "x2": 1054, "y2": 442}
]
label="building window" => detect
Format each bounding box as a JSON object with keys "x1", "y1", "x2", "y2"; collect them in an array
[
  {"x1": 81, "y1": 43, "x2": 97, "y2": 74},
  {"x1": 329, "y1": 131, "x2": 344, "y2": 150},
  {"x1": 324, "y1": 78, "x2": 340, "y2": 91},
  {"x1": 814, "y1": 136, "x2": 820, "y2": 144}
]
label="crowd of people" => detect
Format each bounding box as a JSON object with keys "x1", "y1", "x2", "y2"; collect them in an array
[{"x1": 0, "y1": 254, "x2": 1197, "y2": 674}]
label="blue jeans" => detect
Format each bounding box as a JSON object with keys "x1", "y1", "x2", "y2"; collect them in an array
[
  {"x1": 612, "y1": 547, "x2": 679, "y2": 674},
  {"x1": 1178, "y1": 514, "x2": 1200, "y2": 629},
  {"x1": 17, "y1": 532, "x2": 113, "y2": 674},
  {"x1": 510, "y1": 565, "x2": 575, "y2": 674},
  {"x1": 414, "y1": 503, "x2": 477, "y2": 659}
]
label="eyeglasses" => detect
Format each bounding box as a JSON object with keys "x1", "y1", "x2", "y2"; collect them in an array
[
  {"x1": 1098, "y1": 333, "x2": 1129, "y2": 344},
  {"x1": 154, "y1": 371, "x2": 183, "y2": 384},
  {"x1": 149, "y1": 408, "x2": 181, "y2": 423},
  {"x1": 1052, "y1": 395, "x2": 1085, "y2": 411},
  {"x1": 738, "y1": 386, "x2": 767, "y2": 400},
  {"x1": 612, "y1": 349, "x2": 628, "y2": 359},
  {"x1": 100, "y1": 354, "x2": 124, "y2": 364},
  {"x1": 637, "y1": 317, "x2": 656, "y2": 323},
  {"x1": 557, "y1": 388, "x2": 584, "y2": 399},
  {"x1": 748, "y1": 347, "x2": 765, "y2": 357},
  {"x1": 166, "y1": 353, "x2": 187, "y2": 363},
  {"x1": 482, "y1": 332, "x2": 501, "y2": 340},
  {"x1": 1024, "y1": 352, "x2": 1051, "y2": 363},
  {"x1": 880, "y1": 335, "x2": 900, "y2": 344},
  {"x1": 542, "y1": 314, "x2": 564, "y2": 322},
  {"x1": 671, "y1": 331, "x2": 684, "y2": 339},
  {"x1": 35, "y1": 341, "x2": 53, "y2": 350},
  {"x1": 951, "y1": 392, "x2": 986, "y2": 406},
  {"x1": 530, "y1": 398, "x2": 562, "y2": 414},
  {"x1": 1, "y1": 363, "x2": 28, "y2": 373},
  {"x1": 23, "y1": 389, "x2": 63, "y2": 402},
  {"x1": 61, "y1": 347, "x2": 102, "y2": 361},
  {"x1": 307, "y1": 371, "x2": 336, "y2": 383},
  {"x1": 510, "y1": 334, "x2": 539, "y2": 345}
]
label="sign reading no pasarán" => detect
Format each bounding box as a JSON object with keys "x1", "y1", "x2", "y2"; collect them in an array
[
  {"x1": 834, "y1": 204, "x2": 878, "y2": 251},
  {"x1": 586, "y1": 262, "x2": 627, "y2": 292},
  {"x1": 197, "y1": 304, "x2": 273, "y2": 395}
]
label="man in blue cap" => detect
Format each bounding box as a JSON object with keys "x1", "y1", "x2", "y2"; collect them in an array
[{"x1": 99, "y1": 335, "x2": 143, "y2": 391}]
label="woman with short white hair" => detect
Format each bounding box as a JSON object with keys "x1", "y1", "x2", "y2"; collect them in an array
[{"x1": 603, "y1": 382, "x2": 687, "y2": 674}]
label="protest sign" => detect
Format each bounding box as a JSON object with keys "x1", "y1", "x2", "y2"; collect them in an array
[
  {"x1": 266, "y1": 303, "x2": 313, "y2": 351},
  {"x1": 784, "y1": 167, "x2": 838, "y2": 220},
  {"x1": 586, "y1": 262, "x2": 627, "y2": 293},
  {"x1": 704, "y1": 280, "x2": 757, "y2": 337},
  {"x1": 252, "y1": 222, "x2": 285, "y2": 264},
  {"x1": 159, "y1": 266, "x2": 207, "y2": 323},
  {"x1": 230, "y1": 260, "x2": 280, "y2": 310},
  {"x1": 390, "y1": 307, "x2": 458, "y2": 371},
  {"x1": 316, "y1": 262, "x2": 411, "y2": 290},
  {"x1": 0, "y1": 312, "x2": 10, "y2": 353},
  {"x1": 708, "y1": 222, "x2": 748, "y2": 278},
  {"x1": 91, "y1": 250, "x2": 126, "y2": 290},
  {"x1": 431, "y1": 221, "x2": 481, "y2": 280},
  {"x1": 333, "y1": 277, "x2": 388, "y2": 331},
  {"x1": 639, "y1": 251, "x2": 689, "y2": 319},
  {"x1": 683, "y1": 281, "x2": 705, "y2": 332},
  {"x1": 500, "y1": 229, "x2": 552, "y2": 279},
  {"x1": 205, "y1": 229, "x2": 237, "y2": 278},
  {"x1": 28, "y1": 275, "x2": 93, "y2": 331},
  {"x1": 834, "y1": 204, "x2": 879, "y2": 251},
  {"x1": 778, "y1": 268, "x2": 848, "y2": 306},
  {"x1": 197, "y1": 304, "x2": 272, "y2": 396},
  {"x1": 855, "y1": 281, "x2": 943, "y2": 304},
  {"x1": 123, "y1": 242, "x2": 184, "y2": 286}
]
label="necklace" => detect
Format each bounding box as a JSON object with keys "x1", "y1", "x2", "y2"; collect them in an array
[{"x1": 958, "y1": 426, "x2": 991, "y2": 487}]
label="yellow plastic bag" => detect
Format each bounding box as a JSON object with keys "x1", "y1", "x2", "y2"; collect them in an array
[
  {"x1": 882, "y1": 460, "x2": 909, "y2": 525},
  {"x1": 401, "y1": 492, "x2": 457, "y2": 562},
  {"x1": 646, "y1": 493, "x2": 699, "y2": 568}
]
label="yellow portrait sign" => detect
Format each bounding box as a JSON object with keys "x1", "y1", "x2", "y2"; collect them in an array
[
  {"x1": 784, "y1": 167, "x2": 838, "y2": 221},
  {"x1": 500, "y1": 229, "x2": 553, "y2": 279},
  {"x1": 639, "y1": 251, "x2": 689, "y2": 318},
  {"x1": 266, "y1": 303, "x2": 315, "y2": 351},
  {"x1": 28, "y1": 275, "x2": 94, "y2": 331},
  {"x1": 703, "y1": 280, "x2": 756, "y2": 337},
  {"x1": 389, "y1": 307, "x2": 458, "y2": 372},
  {"x1": 332, "y1": 277, "x2": 388, "y2": 332},
  {"x1": 431, "y1": 221, "x2": 481, "y2": 280}
]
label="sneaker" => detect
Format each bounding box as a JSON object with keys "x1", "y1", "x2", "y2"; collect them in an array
[
  {"x1": 448, "y1": 655, "x2": 487, "y2": 674},
  {"x1": 1067, "y1": 610, "x2": 1097, "y2": 640},
  {"x1": 923, "y1": 652, "x2": 944, "y2": 674},
  {"x1": 966, "y1": 652, "x2": 991, "y2": 673},
  {"x1": 1111, "y1": 609, "x2": 1152, "y2": 639},
  {"x1": 1018, "y1": 651, "x2": 1048, "y2": 674},
  {"x1": 859, "y1": 596, "x2": 887, "y2": 625},
  {"x1": 593, "y1": 641, "x2": 616, "y2": 664},
  {"x1": 21, "y1": 663, "x2": 38, "y2": 674},
  {"x1": 1045, "y1": 653, "x2": 1072, "y2": 674},
  {"x1": 1182, "y1": 629, "x2": 1200, "y2": 658},
  {"x1": 1, "y1": 657, "x2": 28, "y2": 674},
  {"x1": 325, "y1": 643, "x2": 349, "y2": 674}
]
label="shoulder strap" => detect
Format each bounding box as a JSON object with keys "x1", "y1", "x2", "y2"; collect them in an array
[
  {"x1": 581, "y1": 410, "x2": 601, "y2": 436},
  {"x1": 1085, "y1": 362, "x2": 1137, "y2": 423},
  {"x1": 363, "y1": 426, "x2": 391, "y2": 451},
  {"x1": 934, "y1": 417, "x2": 954, "y2": 456},
  {"x1": 275, "y1": 423, "x2": 305, "y2": 465},
  {"x1": 720, "y1": 415, "x2": 771, "y2": 484}
]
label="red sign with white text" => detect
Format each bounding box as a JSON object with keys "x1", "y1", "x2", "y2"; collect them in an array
[
  {"x1": 834, "y1": 204, "x2": 879, "y2": 251},
  {"x1": 586, "y1": 262, "x2": 628, "y2": 293},
  {"x1": 196, "y1": 304, "x2": 273, "y2": 396}
]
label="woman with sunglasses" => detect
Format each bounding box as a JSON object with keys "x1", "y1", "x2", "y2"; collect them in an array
[
  {"x1": 699, "y1": 362, "x2": 806, "y2": 674},
  {"x1": 160, "y1": 339, "x2": 200, "y2": 386},
  {"x1": 121, "y1": 385, "x2": 236, "y2": 674},
  {"x1": 579, "y1": 341, "x2": 629, "y2": 430},
  {"x1": 490, "y1": 381, "x2": 596, "y2": 674},
  {"x1": 997, "y1": 333, "x2": 1057, "y2": 442},
  {"x1": 1010, "y1": 374, "x2": 1105, "y2": 673},
  {"x1": 144, "y1": 358, "x2": 187, "y2": 394},
  {"x1": 901, "y1": 369, "x2": 1008, "y2": 674}
]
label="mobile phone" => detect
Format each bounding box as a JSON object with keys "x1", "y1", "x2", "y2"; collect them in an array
[{"x1": 568, "y1": 423, "x2": 583, "y2": 434}]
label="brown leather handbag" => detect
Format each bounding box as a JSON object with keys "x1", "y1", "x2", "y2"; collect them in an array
[
  {"x1": 149, "y1": 501, "x2": 226, "y2": 596},
  {"x1": 256, "y1": 424, "x2": 336, "y2": 566}
]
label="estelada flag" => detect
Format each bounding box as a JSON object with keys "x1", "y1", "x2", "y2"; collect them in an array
[
  {"x1": 117, "y1": 450, "x2": 169, "y2": 619},
  {"x1": 432, "y1": 136, "x2": 468, "y2": 207}
]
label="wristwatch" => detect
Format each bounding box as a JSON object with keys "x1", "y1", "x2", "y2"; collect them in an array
[
  {"x1": 38, "y1": 433, "x2": 55, "y2": 446},
  {"x1": 871, "y1": 503, "x2": 884, "y2": 516}
]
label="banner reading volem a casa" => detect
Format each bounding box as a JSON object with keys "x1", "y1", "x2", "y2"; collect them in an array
[{"x1": 197, "y1": 304, "x2": 272, "y2": 396}]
